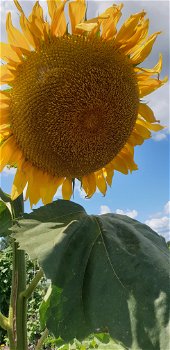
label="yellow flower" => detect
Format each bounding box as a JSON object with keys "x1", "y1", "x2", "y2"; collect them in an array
[{"x1": 0, "y1": 0, "x2": 167, "y2": 205}]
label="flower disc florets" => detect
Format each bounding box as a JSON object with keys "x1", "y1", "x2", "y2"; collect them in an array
[{"x1": 10, "y1": 35, "x2": 139, "y2": 178}]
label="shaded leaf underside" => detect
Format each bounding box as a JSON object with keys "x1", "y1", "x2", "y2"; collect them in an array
[{"x1": 12, "y1": 200, "x2": 170, "y2": 350}]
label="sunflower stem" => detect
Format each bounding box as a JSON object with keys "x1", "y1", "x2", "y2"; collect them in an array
[{"x1": 10, "y1": 194, "x2": 28, "y2": 350}]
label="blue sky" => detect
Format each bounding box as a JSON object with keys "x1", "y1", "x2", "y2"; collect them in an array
[{"x1": 0, "y1": 1, "x2": 169, "y2": 240}]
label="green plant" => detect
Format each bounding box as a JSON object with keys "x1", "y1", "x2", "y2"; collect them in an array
[
  {"x1": 0, "y1": 244, "x2": 47, "y2": 346},
  {"x1": 0, "y1": 0, "x2": 169, "y2": 349},
  {"x1": 0, "y1": 247, "x2": 12, "y2": 342}
]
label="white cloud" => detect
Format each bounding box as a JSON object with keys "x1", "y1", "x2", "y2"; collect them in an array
[
  {"x1": 164, "y1": 201, "x2": 170, "y2": 215},
  {"x1": 152, "y1": 133, "x2": 167, "y2": 141},
  {"x1": 100, "y1": 206, "x2": 138, "y2": 218},
  {"x1": 145, "y1": 216, "x2": 169, "y2": 241},
  {"x1": 115, "y1": 209, "x2": 138, "y2": 219},
  {"x1": 100, "y1": 205, "x2": 111, "y2": 215},
  {"x1": 145, "y1": 201, "x2": 170, "y2": 241}
]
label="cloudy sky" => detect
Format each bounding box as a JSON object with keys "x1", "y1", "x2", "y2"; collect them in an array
[{"x1": 0, "y1": 1, "x2": 169, "y2": 240}]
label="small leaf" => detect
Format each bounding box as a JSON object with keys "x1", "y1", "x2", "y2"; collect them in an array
[
  {"x1": 0, "y1": 200, "x2": 12, "y2": 236},
  {"x1": 13, "y1": 200, "x2": 170, "y2": 350},
  {"x1": 95, "y1": 333, "x2": 110, "y2": 344},
  {"x1": 0, "y1": 187, "x2": 11, "y2": 203}
]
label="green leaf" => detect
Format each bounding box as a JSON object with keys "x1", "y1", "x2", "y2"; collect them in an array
[
  {"x1": 0, "y1": 188, "x2": 11, "y2": 203},
  {"x1": 12, "y1": 200, "x2": 170, "y2": 350},
  {"x1": 0, "y1": 200, "x2": 12, "y2": 236}
]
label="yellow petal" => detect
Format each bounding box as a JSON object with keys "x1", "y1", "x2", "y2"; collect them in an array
[
  {"x1": 69, "y1": 1, "x2": 86, "y2": 34},
  {"x1": 29, "y1": 1, "x2": 44, "y2": 34},
  {"x1": 128, "y1": 131, "x2": 144, "y2": 146},
  {"x1": 131, "y1": 32, "x2": 161, "y2": 64},
  {"x1": 116, "y1": 11, "x2": 146, "y2": 43},
  {"x1": 0, "y1": 42, "x2": 21, "y2": 63},
  {"x1": 137, "y1": 118, "x2": 164, "y2": 132},
  {"x1": 0, "y1": 124, "x2": 11, "y2": 133},
  {"x1": 6, "y1": 12, "x2": 30, "y2": 50},
  {"x1": 25, "y1": 165, "x2": 41, "y2": 207},
  {"x1": 95, "y1": 170, "x2": 107, "y2": 195},
  {"x1": 111, "y1": 156, "x2": 128, "y2": 174},
  {"x1": 134, "y1": 123, "x2": 151, "y2": 139},
  {"x1": 104, "y1": 164, "x2": 114, "y2": 186},
  {"x1": 76, "y1": 14, "x2": 111, "y2": 33},
  {"x1": 43, "y1": 179, "x2": 64, "y2": 204},
  {"x1": 138, "y1": 76, "x2": 168, "y2": 98},
  {"x1": 121, "y1": 18, "x2": 149, "y2": 55},
  {"x1": 0, "y1": 124, "x2": 11, "y2": 142},
  {"x1": 62, "y1": 178, "x2": 73, "y2": 200},
  {"x1": 28, "y1": 2, "x2": 46, "y2": 40},
  {"x1": 20, "y1": 14, "x2": 37, "y2": 48},
  {"x1": 0, "y1": 136, "x2": 17, "y2": 171},
  {"x1": 11, "y1": 167, "x2": 27, "y2": 200},
  {"x1": 119, "y1": 151, "x2": 138, "y2": 172},
  {"x1": 41, "y1": 174, "x2": 64, "y2": 204},
  {"x1": 9, "y1": 44, "x2": 29, "y2": 62},
  {"x1": 76, "y1": 22, "x2": 98, "y2": 32},
  {"x1": 100, "y1": 4, "x2": 123, "y2": 40},
  {"x1": 0, "y1": 114, "x2": 9, "y2": 125},
  {"x1": 27, "y1": 22, "x2": 42, "y2": 42},
  {"x1": 8, "y1": 144, "x2": 23, "y2": 167},
  {"x1": 5, "y1": 60, "x2": 19, "y2": 70},
  {"x1": 0, "y1": 107, "x2": 10, "y2": 124},
  {"x1": 51, "y1": 1, "x2": 67, "y2": 36},
  {"x1": 135, "y1": 53, "x2": 162, "y2": 76},
  {"x1": 0, "y1": 91, "x2": 10, "y2": 107},
  {"x1": 47, "y1": 0, "x2": 57, "y2": 19},
  {"x1": 14, "y1": 0, "x2": 24, "y2": 14},
  {"x1": 25, "y1": 163, "x2": 61, "y2": 207},
  {"x1": 82, "y1": 173, "x2": 96, "y2": 198},
  {"x1": 0, "y1": 99, "x2": 9, "y2": 108},
  {"x1": 0, "y1": 91, "x2": 10, "y2": 98},
  {"x1": 138, "y1": 103, "x2": 157, "y2": 123},
  {"x1": 0, "y1": 65, "x2": 14, "y2": 84}
]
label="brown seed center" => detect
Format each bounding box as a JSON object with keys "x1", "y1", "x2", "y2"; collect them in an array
[{"x1": 10, "y1": 35, "x2": 139, "y2": 178}]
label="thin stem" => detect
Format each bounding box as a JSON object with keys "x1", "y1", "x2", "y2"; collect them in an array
[
  {"x1": 35, "y1": 328, "x2": 49, "y2": 350},
  {"x1": 0, "y1": 312, "x2": 16, "y2": 349},
  {"x1": 0, "y1": 312, "x2": 8, "y2": 330},
  {"x1": 9, "y1": 194, "x2": 27, "y2": 350},
  {"x1": 21, "y1": 269, "x2": 44, "y2": 300}
]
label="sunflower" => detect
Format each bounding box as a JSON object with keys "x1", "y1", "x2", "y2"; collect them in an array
[{"x1": 0, "y1": 0, "x2": 167, "y2": 205}]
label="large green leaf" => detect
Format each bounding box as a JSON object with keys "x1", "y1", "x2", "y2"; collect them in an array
[{"x1": 12, "y1": 200, "x2": 170, "y2": 350}]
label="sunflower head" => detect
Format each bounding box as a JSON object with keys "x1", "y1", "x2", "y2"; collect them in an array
[{"x1": 0, "y1": 0, "x2": 167, "y2": 205}]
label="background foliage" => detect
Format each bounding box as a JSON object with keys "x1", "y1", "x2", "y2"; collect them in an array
[
  {"x1": 0, "y1": 244, "x2": 47, "y2": 345},
  {"x1": 0, "y1": 246, "x2": 12, "y2": 342}
]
